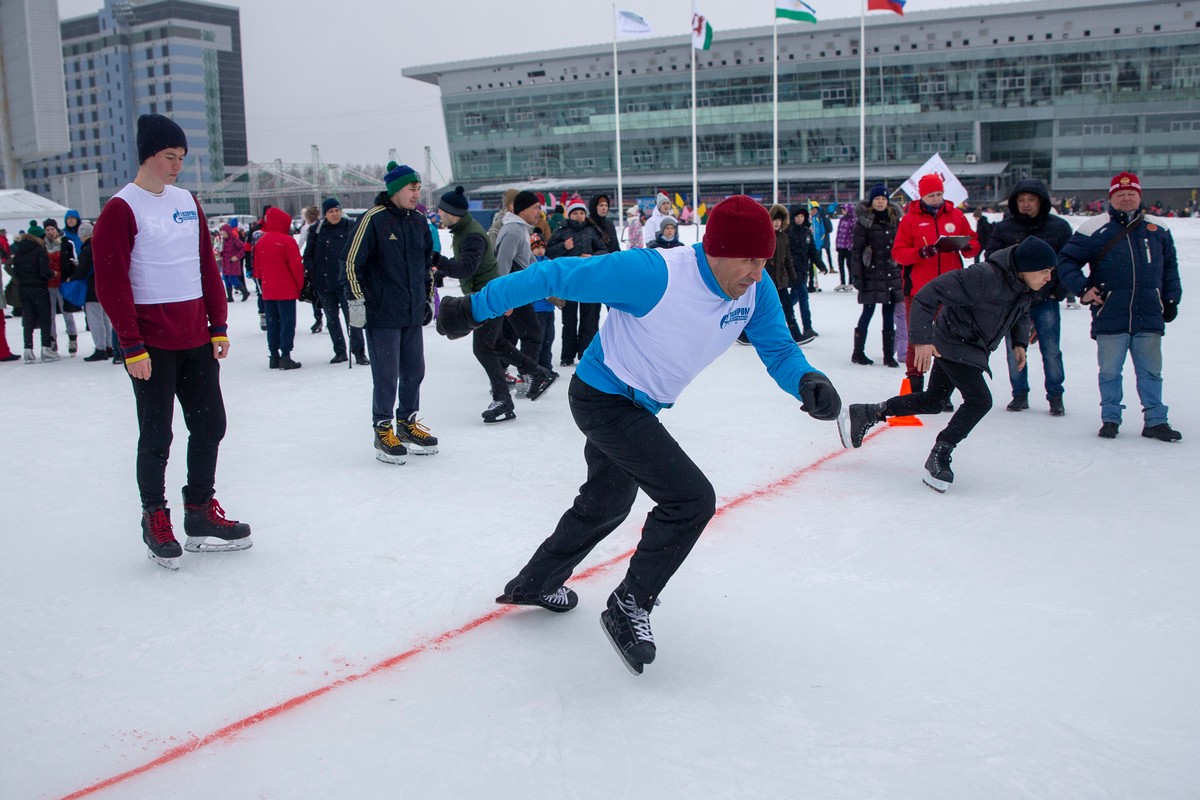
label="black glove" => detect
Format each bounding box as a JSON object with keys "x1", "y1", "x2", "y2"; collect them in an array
[
  {"x1": 918, "y1": 245, "x2": 938, "y2": 259},
  {"x1": 1163, "y1": 301, "x2": 1178, "y2": 323},
  {"x1": 435, "y1": 294, "x2": 482, "y2": 340},
  {"x1": 423, "y1": 298, "x2": 435, "y2": 326},
  {"x1": 799, "y1": 372, "x2": 842, "y2": 421},
  {"x1": 431, "y1": 251, "x2": 441, "y2": 267}
]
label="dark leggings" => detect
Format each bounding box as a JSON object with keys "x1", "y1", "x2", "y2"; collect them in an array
[
  {"x1": 473, "y1": 316, "x2": 543, "y2": 401},
  {"x1": 508, "y1": 377, "x2": 716, "y2": 609},
  {"x1": 837, "y1": 248, "x2": 851, "y2": 284},
  {"x1": 19, "y1": 287, "x2": 52, "y2": 348},
  {"x1": 884, "y1": 357, "x2": 992, "y2": 446},
  {"x1": 856, "y1": 302, "x2": 896, "y2": 334},
  {"x1": 130, "y1": 344, "x2": 227, "y2": 509}
]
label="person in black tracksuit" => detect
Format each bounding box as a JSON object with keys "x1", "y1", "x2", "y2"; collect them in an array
[
  {"x1": 844, "y1": 238, "x2": 1058, "y2": 492},
  {"x1": 984, "y1": 178, "x2": 1073, "y2": 415},
  {"x1": 786, "y1": 205, "x2": 819, "y2": 336},
  {"x1": 546, "y1": 200, "x2": 602, "y2": 366},
  {"x1": 10, "y1": 230, "x2": 55, "y2": 358},
  {"x1": 306, "y1": 198, "x2": 365, "y2": 365}
]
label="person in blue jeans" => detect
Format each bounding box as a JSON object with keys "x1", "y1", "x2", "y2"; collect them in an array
[
  {"x1": 1057, "y1": 171, "x2": 1182, "y2": 442},
  {"x1": 984, "y1": 179, "x2": 1072, "y2": 415}
]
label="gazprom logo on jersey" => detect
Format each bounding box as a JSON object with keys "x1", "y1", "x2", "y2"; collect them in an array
[
  {"x1": 719, "y1": 307, "x2": 751, "y2": 329},
  {"x1": 172, "y1": 208, "x2": 199, "y2": 224}
]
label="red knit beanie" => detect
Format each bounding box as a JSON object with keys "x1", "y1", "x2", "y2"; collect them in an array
[
  {"x1": 1109, "y1": 171, "x2": 1141, "y2": 196},
  {"x1": 702, "y1": 196, "x2": 776, "y2": 259},
  {"x1": 917, "y1": 173, "x2": 944, "y2": 197}
]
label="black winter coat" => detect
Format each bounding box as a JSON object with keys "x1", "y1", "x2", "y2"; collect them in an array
[
  {"x1": 587, "y1": 196, "x2": 620, "y2": 254},
  {"x1": 546, "y1": 219, "x2": 602, "y2": 259},
  {"x1": 764, "y1": 227, "x2": 795, "y2": 289},
  {"x1": 984, "y1": 179, "x2": 1073, "y2": 301},
  {"x1": 850, "y1": 201, "x2": 903, "y2": 305},
  {"x1": 10, "y1": 236, "x2": 53, "y2": 288},
  {"x1": 304, "y1": 216, "x2": 357, "y2": 293},
  {"x1": 910, "y1": 245, "x2": 1035, "y2": 372},
  {"x1": 787, "y1": 222, "x2": 821, "y2": 275},
  {"x1": 339, "y1": 191, "x2": 433, "y2": 329}
]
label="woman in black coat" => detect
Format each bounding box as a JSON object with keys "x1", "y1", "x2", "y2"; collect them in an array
[{"x1": 849, "y1": 187, "x2": 904, "y2": 367}]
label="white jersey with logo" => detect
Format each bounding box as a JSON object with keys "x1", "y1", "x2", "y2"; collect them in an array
[
  {"x1": 600, "y1": 244, "x2": 755, "y2": 404},
  {"x1": 112, "y1": 182, "x2": 203, "y2": 304}
]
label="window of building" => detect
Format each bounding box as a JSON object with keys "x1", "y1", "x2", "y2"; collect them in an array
[
  {"x1": 148, "y1": 65, "x2": 155, "y2": 78},
  {"x1": 998, "y1": 76, "x2": 1026, "y2": 90}
]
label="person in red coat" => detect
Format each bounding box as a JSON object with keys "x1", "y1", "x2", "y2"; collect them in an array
[
  {"x1": 254, "y1": 206, "x2": 305, "y2": 369},
  {"x1": 891, "y1": 173, "x2": 981, "y2": 390}
]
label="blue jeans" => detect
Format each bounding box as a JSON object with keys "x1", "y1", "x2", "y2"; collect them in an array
[
  {"x1": 536, "y1": 310, "x2": 556, "y2": 371},
  {"x1": 788, "y1": 283, "x2": 813, "y2": 330},
  {"x1": 1095, "y1": 332, "x2": 1168, "y2": 426},
  {"x1": 264, "y1": 299, "x2": 296, "y2": 357},
  {"x1": 1006, "y1": 299, "x2": 1064, "y2": 397}
]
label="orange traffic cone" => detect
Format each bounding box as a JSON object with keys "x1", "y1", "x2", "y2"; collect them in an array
[{"x1": 887, "y1": 378, "x2": 924, "y2": 427}]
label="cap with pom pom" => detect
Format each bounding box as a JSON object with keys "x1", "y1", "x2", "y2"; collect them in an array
[
  {"x1": 384, "y1": 161, "x2": 420, "y2": 195},
  {"x1": 438, "y1": 186, "x2": 470, "y2": 217}
]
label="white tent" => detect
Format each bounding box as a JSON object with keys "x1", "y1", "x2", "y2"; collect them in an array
[{"x1": 0, "y1": 189, "x2": 72, "y2": 238}]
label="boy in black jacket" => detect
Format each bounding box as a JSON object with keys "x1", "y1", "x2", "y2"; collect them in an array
[{"x1": 841, "y1": 237, "x2": 1057, "y2": 492}]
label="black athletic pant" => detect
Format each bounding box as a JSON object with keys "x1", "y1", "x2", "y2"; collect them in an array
[
  {"x1": 130, "y1": 343, "x2": 227, "y2": 510},
  {"x1": 506, "y1": 303, "x2": 543, "y2": 365},
  {"x1": 837, "y1": 248, "x2": 851, "y2": 284},
  {"x1": 510, "y1": 377, "x2": 716, "y2": 610},
  {"x1": 366, "y1": 325, "x2": 424, "y2": 424},
  {"x1": 18, "y1": 287, "x2": 52, "y2": 348},
  {"x1": 884, "y1": 357, "x2": 992, "y2": 446},
  {"x1": 316, "y1": 288, "x2": 364, "y2": 357},
  {"x1": 560, "y1": 301, "x2": 601, "y2": 362},
  {"x1": 473, "y1": 316, "x2": 543, "y2": 401}
]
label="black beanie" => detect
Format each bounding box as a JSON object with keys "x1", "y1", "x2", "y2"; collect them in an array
[
  {"x1": 136, "y1": 114, "x2": 188, "y2": 164},
  {"x1": 1014, "y1": 236, "x2": 1057, "y2": 272},
  {"x1": 321, "y1": 197, "x2": 341, "y2": 214},
  {"x1": 439, "y1": 186, "x2": 469, "y2": 217},
  {"x1": 512, "y1": 191, "x2": 539, "y2": 215}
]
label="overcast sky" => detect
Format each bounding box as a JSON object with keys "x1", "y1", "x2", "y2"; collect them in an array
[{"x1": 58, "y1": 0, "x2": 998, "y2": 180}]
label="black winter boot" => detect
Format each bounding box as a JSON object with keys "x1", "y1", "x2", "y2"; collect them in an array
[
  {"x1": 1006, "y1": 392, "x2": 1030, "y2": 412},
  {"x1": 851, "y1": 329, "x2": 874, "y2": 365},
  {"x1": 882, "y1": 331, "x2": 899, "y2": 368},
  {"x1": 923, "y1": 441, "x2": 955, "y2": 493}
]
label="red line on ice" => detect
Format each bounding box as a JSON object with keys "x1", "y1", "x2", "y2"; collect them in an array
[{"x1": 59, "y1": 433, "x2": 878, "y2": 799}]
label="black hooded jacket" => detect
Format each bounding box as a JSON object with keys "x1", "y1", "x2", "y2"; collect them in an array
[
  {"x1": 984, "y1": 179, "x2": 1072, "y2": 300},
  {"x1": 587, "y1": 195, "x2": 620, "y2": 254}
]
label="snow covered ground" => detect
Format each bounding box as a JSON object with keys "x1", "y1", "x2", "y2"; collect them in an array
[{"x1": 2, "y1": 218, "x2": 1197, "y2": 799}]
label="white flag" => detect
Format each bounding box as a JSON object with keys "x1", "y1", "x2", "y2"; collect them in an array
[
  {"x1": 900, "y1": 153, "x2": 969, "y2": 206},
  {"x1": 616, "y1": 9, "x2": 655, "y2": 39}
]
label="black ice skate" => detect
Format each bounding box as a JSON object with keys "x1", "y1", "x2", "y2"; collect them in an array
[
  {"x1": 525, "y1": 369, "x2": 559, "y2": 401},
  {"x1": 183, "y1": 499, "x2": 253, "y2": 553},
  {"x1": 373, "y1": 421, "x2": 408, "y2": 465},
  {"x1": 923, "y1": 441, "x2": 955, "y2": 493},
  {"x1": 841, "y1": 402, "x2": 887, "y2": 449},
  {"x1": 142, "y1": 507, "x2": 182, "y2": 570},
  {"x1": 395, "y1": 412, "x2": 439, "y2": 455},
  {"x1": 600, "y1": 587, "x2": 656, "y2": 675},
  {"x1": 495, "y1": 583, "x2": 579, "y2": 613},
  {"x1": 482, "y1": 397, "x2": 516, "y2": 424}
]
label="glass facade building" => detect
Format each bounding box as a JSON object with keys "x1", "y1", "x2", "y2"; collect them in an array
[
  {"x1": 23, "y1": 0, "x2": 247, "y2": 200},
  {"x1": 404, "y1": 0, "x2": 1200, "y2": 206}
]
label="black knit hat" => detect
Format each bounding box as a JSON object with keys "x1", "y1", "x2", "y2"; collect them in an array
[
  {"x1": 321, "y1": 197, "x2": 341, "y2": 214},
  {"x1": 136, "y1": 114, "x2": 188, "y2": 164},
  {"x1": 439, "y1": 186, "x2": 469, "y2": 217},
  {"x1": 513, "y1": 191, "x2": 539, "y2": 215},
  {"x1": 1013, "y1": 236, "x2": 1057, "y2": 273}
]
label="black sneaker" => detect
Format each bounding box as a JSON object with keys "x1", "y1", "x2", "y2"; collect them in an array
[
  {"x1": 1141, "y1": 423, "x2": 1182, "y2": 442},
  {"x1": 526, "y1": 369, "x2": 559, "y2": 401},
  {"x1": 183, "y1": 499, "x2": 253, "y2": 552},
  {"x1": 142, "y1": 507, "x2": 182, "y2": 570},
  {"x1": 482, "y1": 397, "x2": 516, "y2": 424},
  {"x1": 923, "y1": 441, "x2": 955, "y2": 493},
  {"x1": 560, "y1": 358, "x2": 574, "y2": 368},
  {"x1": 842, "y1": 402, "x2": 886, "y2": 449},
  {"x1": 330, "y1": 352, "x2": 348, "y2": 364},
  {"x1": 354, "y1": 352, "x2": 370, "y2": 366},
  {"x1": 796, "y1": 329, "x2": 817, "y2": 346},
  {"x1": 373, "y1": 421, "x2": 408, "y2": 464},
  {"x1": 279, "y1": 356, "x2": 302, "y2": 370},
  {"x1": 1098, "y1": 422, "x2": 1120, "y2": 439},
  {"x1": 1048, "y1": 395, "x2": 1065, "y2": 416},
  {"x1": 269, "y1": 355, "x2": 280, "y2": 369},
  {"x1": 1006, "y1": 392, "x2": 1029, "y2": 412},
  {"x1": 600, "y1": 587, "x2": 656, "y2": 675},
  {"x1": 496, "y1": 584, "x2": 579, "y2": 613},
  {"x1": 396, "y1": 412, "x2": 439, "y2": 454},
  {"x1": 83, "y1": 349, "x2": 108, "y2": 362}
]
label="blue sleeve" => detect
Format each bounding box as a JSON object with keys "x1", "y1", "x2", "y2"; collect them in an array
[
  {"x1": 1057, "y1": 230, "x2": 1101, "y2": 295},
  {"x1": 471, "y1": 248, "x2": 668, "y2": 321},
  {"x1": 743, "y1": 271, "x2": 817, "y2": 400}
]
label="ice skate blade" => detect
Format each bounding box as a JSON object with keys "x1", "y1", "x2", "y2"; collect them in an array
[
  {"x1": 483, "y1": 413, "x2": 516, "y2": 424},
  {"x1": 836, "y1": 407, "x2": 852, "y2": 449},
  {"x1": 375, "y1": 451, "x2": 407, "y2": 465},
  {"x1": 404, "y1": 443, "x2": 439, "y2": 456},
  {"x1": 147, "y1": 551, "x2": 180, "y2": 570},
  {"x1": 496, "y1": 592, "x2": 576, "y2": 613},
  {"x1": 600, "y1": 612, "x2": 645, "y2": 676},
  {"x1": 184, "y1": 536, "x2": 253, "y2": 553},
  {"x1": 922, "y1": 474, "x2": 950, "y2": 493}
]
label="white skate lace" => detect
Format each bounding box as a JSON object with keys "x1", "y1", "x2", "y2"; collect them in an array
[
  {"x1": 618, "y1": 594, "x2": 655, "y2": 643},
  {"x1": 486, "y1": 400, "x2": 506, "y2": 412},
  {"x1": 542, "y1": 586, "x2": 572, "y2": 606}
]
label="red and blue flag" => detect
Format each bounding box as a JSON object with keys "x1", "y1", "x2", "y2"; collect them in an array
[{"x1": 868, "y1": 0, "x2": 905, "y2": 14}]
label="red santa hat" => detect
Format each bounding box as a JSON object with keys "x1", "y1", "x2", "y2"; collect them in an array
[{"x1": 565, "y1": 195, "x2": 588, "y2": 215}]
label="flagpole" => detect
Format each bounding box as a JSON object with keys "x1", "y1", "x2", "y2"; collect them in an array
[
  {"x1": 613, "y1": 3, "x2": 625, "y2": 238},
  {"x1": 858, "y1": 0, "x2": 866, "y2": 199},
  {"x1": 773, "y1": 12, "x2": 779, "y2": 204},
  {"x1": 691, "y1": 32, "x2": 699, "y2": 235}
]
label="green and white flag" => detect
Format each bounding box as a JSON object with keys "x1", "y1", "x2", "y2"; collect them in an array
[
  {"x1": 776, "y1": 0, "x2": 817, "y2": 23},
  {"x1": 692, "y1": 3, "x2": 714, "y2": 50}
]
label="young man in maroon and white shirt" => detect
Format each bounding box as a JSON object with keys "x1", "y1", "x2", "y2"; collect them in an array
[{"x1": 94, "y1": 113, "x2": 252, "y2": 570}]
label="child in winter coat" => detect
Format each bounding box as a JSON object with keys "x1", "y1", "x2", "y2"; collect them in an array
[
  {"x1": 646, "y1": 217, "x2": 684, "y2": 249},
  {"x1": 841, "y1": 237, "x2": 1057, "y2": 493}
]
